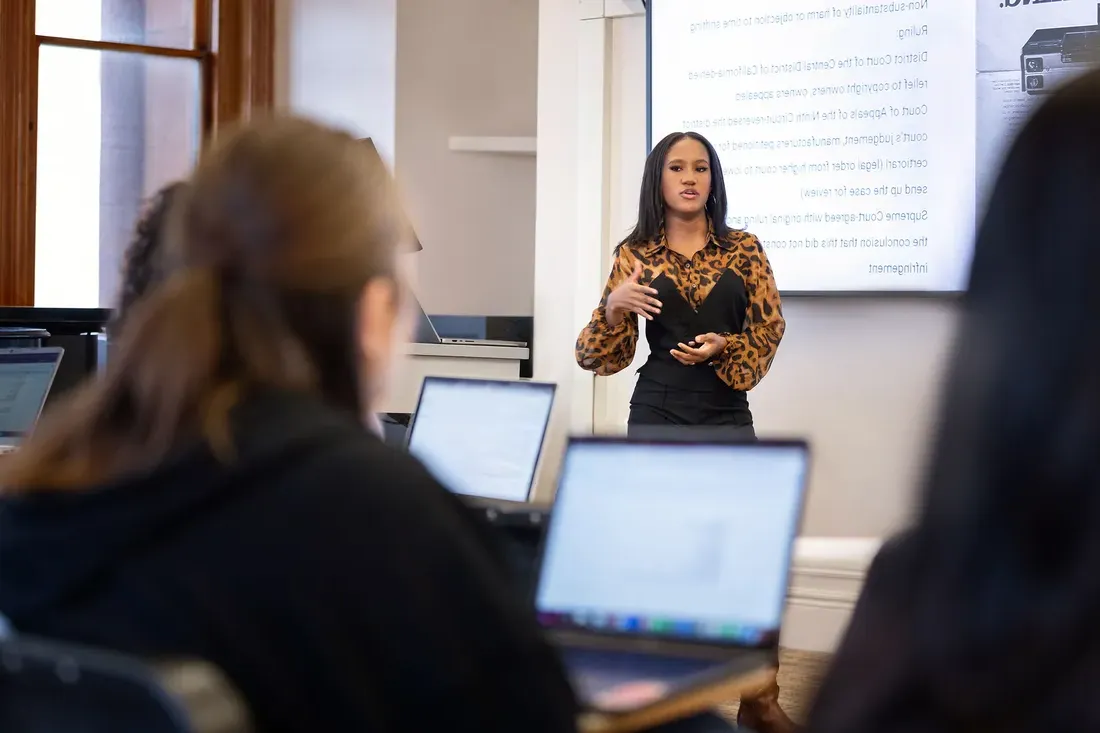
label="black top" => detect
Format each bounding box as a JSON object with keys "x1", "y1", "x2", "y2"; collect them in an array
[
  {"x1": 638, "y1": 270, "x2": 747, "y2": 393},
  {"x1": 0, "y1": 390, "x2": 578, "y2": 733}
]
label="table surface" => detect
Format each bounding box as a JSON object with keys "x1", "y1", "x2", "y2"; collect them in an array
[{"x1": 404, "y1": 342, "x2": 530, "y2": 360}]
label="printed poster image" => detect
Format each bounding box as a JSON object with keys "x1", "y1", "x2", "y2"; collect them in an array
[{"x1": 976, "y1": 0, "x2": 1100, "y2": 201}]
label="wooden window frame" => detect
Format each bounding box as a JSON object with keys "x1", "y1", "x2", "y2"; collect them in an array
[{"x1": 0, "y1": 0, "x2": 275, "y2": 306}]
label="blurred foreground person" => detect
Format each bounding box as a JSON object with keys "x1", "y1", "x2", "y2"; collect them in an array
[
  {"x1": 0, "y1": 117, "x2": 577, "y2": 733},
  {"x1": 805, "y1": 69, "x2": 1100, "y2": 733},
  {"x1": 107, "y1": 179, "x2": 387, "y2": 437}
]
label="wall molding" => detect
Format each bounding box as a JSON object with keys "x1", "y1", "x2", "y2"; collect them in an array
[
  {"x1": 783, "y1": 537, "x2": 880, "y2": 652},
  {"x1": 788, "y1": 587, "x2": 862, "y2": 610}
]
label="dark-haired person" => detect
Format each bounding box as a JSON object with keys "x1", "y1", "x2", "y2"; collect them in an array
[
  {"x1": 0, "y1": 118, "x2": 577, "y2": 733},
  {"x1": 576, "y1": 131, "x2": 785, "y2": 440},
  {"x1": 575, "y1": 131, "x2": 790, "y2": 732},
  {"x1": 110, "y1": 181, "x2": 187, "y2": 335},
  {"x1": 804, "y1": 69, "x2": 1100, "y2": 733}
]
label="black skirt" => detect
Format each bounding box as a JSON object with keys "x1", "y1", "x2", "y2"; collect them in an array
[{"x1": 627, "y1": 376, "x2": 756, "y2": 441}]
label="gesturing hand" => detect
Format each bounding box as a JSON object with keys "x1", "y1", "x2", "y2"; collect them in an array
[
  {"x1": 671, "y1": 333, "x2": 727, "y2": 366},
  {"x1": 606, "y1": 263, "x2": 662, "y2": 325}
]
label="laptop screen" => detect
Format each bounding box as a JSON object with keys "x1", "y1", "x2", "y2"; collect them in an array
[
  {"x1": 536, "y1": 438, "x2": 808, "y2": 647},
  {"x1": 407, "y1": 377, "x2": 556, "y2": 503},
  {"x1": 0, "y1": 349, "x2": 64, "y2": 446},
  {"x1": 411, "y1": 299, "x2": 441, "y2": 344}
]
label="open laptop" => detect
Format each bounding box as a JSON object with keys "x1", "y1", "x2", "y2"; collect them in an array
[
  {"x1": 0, "y1": 347, "x2": 65, "y2": 454},
  {"x1": 535, "y1": 436, "x2": 809, "y2": 718},
  {"x1": 412, "y1": 299, "x2": 527, "y2": 348},
  {"x1": 405, "y1": 376, "x2": 555, "y2": 507}
]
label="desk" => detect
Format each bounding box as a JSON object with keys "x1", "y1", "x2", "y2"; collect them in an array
[
  {"x1": 579, "y1": 666, "x2": 776, "y2": 733},
  {"x1": 378, "y1": 342, "x2": 531, "y2": 413}
]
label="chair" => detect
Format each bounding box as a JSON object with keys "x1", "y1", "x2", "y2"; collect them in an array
[{"x1": 0, "y1": 635, "x2": 252, "y2": 733}]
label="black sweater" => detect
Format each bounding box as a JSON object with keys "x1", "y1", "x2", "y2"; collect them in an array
[{"x1": 0, "y1": 390, "x2": 578, "y2": 733}]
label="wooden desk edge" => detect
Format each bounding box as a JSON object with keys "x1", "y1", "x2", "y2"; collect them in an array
[{"x1": 578, "y1": 666, "x2": 776, "y2": 733}]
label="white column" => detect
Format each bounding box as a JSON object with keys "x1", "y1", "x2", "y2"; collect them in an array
[
  {"x1": 594, "y1": 4, "x2": 648, "y2": 432},
  {"x1": 531, "y1": 2, "x2": 611, "y2": 499},
  {"x1": 574, "y1": 15, "x2": 613, "y2": 416}
]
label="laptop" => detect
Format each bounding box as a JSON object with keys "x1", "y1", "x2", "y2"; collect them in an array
[
  {"x1": 406, "y1": 376, "x2": 555, "y2": 507},
  {"x1": 412, "y1": 299, "x2": 527, "y2": 348},
  {"x1": 535, "y1": 436, "x2": 809, "y2": 719},
  {"x1": 0, "y1": 347, "x2": 65, "y2": 454}
]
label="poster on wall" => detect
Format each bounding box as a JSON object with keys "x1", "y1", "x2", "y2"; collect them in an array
[
  {"x1": 649, "y1": 1, "x2": 1100, "y2": 293},
  {"x1": 976, "y1": 1, "x2": 1100, "y2": 205}
]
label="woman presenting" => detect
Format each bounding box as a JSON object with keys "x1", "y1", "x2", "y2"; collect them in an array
[
  {"x1": 576, "y1": 131, "x2": 785, "y2": 440},
  {"x1": 575, "y1": 131, "x2": 792, "y2": 733}
]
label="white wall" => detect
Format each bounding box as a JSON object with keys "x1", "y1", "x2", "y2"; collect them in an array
[
  {"x1": 538, "y1": 7, "x2": 958, "y2": 538},
  {"x1": 276, "y1": 0, "x2": 536, "y2": 317},
  {"x1": 274, "y1": 0, "x2": 397, "y2": 164},
  {"x1": 748, "y1": 299, "x2": 956, "y2": 535},
  {"x1": 395, "y1": 0, "x2": 537, "y2": 317},
  {"x1": 275, "y1": 0, "x2": 417, "y2": 289}
]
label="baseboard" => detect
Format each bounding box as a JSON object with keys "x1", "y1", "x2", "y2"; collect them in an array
[{"x1": 780, "y1": 537, "x2": 882, "y2": 653}]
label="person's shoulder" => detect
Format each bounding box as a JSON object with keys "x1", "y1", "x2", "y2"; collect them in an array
[
  {"x1": 618, "y1": 226, "x2": 669, "y2": 257},
  {"x1": 876, "y1": 530, "x2": 918, "y2": 568},
  {"x1": 292, "y1": 431, "x2": 447, "y2": 509},
  {"x1": 230, "y1": 390, "x2": 451, "y2": 511},
  {"x1": 862, "y1": 530, "x2": 920, "y2": 598},
  {"x1": 247, "y1": 429, "x2": 484, "y2": 563},
  {"x1": 723, "y1": 229, "x2": 764, "y2": 252},
  {"x1": 614, "y1": 239, "x2": 648, "y2": 261},
  {"x1": 274, "y1": 437, "x2": 508, "y2": 588}
]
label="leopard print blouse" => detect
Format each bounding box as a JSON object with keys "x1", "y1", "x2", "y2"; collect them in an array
[{"x1": 575, "y1": 229, "x2": 785, "y2": 392}]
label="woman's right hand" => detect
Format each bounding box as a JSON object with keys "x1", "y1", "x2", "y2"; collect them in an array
[{"x1": 606, "y1": 263, "x2": 662, "y2": 325}]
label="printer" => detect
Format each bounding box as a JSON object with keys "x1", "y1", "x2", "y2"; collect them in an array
[{"x1": 1021, "y1": 4, "x2": 1100, "y2": 94}]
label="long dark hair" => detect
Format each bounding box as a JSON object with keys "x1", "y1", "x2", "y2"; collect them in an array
[
  {"x1": 911, "y1": 68, "x2": 1100, "y2": 721},
  {"x1": 808, "y1": 69, "x2": 1100, "y2": 733},
  {"x1": 1, "y1": 117, "x2": 411, "y2": 492},
  {"x1": 110, "y1": 181, "x2": 188, "y2": 336},
  {"x1": 622, "y1": 131, "x2": 733, "y2": 247}
]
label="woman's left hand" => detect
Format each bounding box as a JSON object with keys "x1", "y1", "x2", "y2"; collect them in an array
[{"x1": 671, "y1": 333, "x2": 727, "y2": 365}]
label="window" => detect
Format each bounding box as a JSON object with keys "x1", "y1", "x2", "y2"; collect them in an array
[
  {"x1": 37, "y1": 0, "x2": 197, "y2": 48},
  {"x1": 0, "y1": 0, "x2": 275, "y2": 306}
]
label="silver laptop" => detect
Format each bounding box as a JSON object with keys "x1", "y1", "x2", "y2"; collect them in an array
[
  {"x1": 535, "y1": 436, "x2": 809, "y2": 714},
  {"x1": 412, "y1": 300, "x2": 526, "y2": 348},
  {"x1": 406, "y1": 377, "x2": 555, "y2": 506},
  {"x1": 0, "y1": 347, "x2": 65, "y2": 453}
]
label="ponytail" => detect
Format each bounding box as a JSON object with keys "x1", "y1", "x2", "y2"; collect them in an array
[{"x1": 122, "y1": 269, "x2": 225, "y2": 452}]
